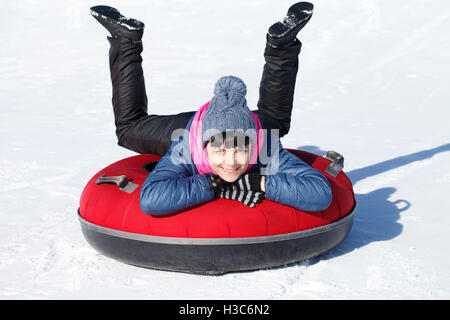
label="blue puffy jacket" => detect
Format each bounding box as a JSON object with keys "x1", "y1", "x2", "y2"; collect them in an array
[{"x1": 140, "y1": 118, "x2": 332, "y2": 215}]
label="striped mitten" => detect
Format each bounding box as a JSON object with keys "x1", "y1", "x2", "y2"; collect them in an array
[
  {"x1": 207, "y1": 173, "x2": 265, "y2": 208},
  {"x1": 217, "y1": 186, "x2": 265, "y2": 208}
]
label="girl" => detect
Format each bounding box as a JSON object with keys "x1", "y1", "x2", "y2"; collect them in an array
[{"x1": 90, "y1": 2, "x2": 332, "y2": 215}]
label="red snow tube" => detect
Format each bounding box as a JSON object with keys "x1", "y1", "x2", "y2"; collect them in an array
[{"x1": 78, "y1": 149, "x2": 356, "y2": 274}]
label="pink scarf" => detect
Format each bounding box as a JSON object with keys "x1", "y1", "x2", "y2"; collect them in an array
[{"x1": 188, "y1": 101, "x2": 264, "y2": 175}]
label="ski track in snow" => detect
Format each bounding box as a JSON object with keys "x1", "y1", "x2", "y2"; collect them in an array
[{"x1": 1, "y1": 0, "x2": 450, "y2": 299}]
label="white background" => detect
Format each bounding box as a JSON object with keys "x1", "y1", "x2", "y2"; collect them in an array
[{"x1": 1, "y1": 0, "x2": 449, "y2": 299}]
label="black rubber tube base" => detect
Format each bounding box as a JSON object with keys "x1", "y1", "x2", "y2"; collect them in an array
[{"x1": 79, "y1": 207, "x2": 355, "y2": 275}]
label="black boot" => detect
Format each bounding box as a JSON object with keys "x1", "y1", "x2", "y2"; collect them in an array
[
  {"x1": 90, "y1": 5, "x2": 145, "y2": 41},
  {"x1": 267, "y1": 2, "x2": 313, "y2": 48}
]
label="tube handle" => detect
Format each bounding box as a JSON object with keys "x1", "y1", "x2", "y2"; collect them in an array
[
  {"x1": 324, "y1": 151, "x2": 344, "y2": 177},
  {"x1": 95, "y1": 174, "x2": 129, "y2": 189}
]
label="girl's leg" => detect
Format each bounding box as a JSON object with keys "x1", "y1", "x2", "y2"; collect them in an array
[
  {"x1": 252, "y1": 2, "x2": 313, "y2": 137},
  {"x1": 92, "y1": 6, "x2": 192, "y2": 156},
  {"x1": 253, "y1": 40, "x2": 302, "y2": 137},
  {"x1": 107, "y1": 36, "x2": 193, "y2": 156}
]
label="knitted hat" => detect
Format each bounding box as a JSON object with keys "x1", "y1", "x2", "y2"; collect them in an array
[{"x1": 202, "y1": 76, "x2": 257, "y2": 145}]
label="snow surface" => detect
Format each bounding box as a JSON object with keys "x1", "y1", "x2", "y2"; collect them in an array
[{"x1": 1, "y1": 0, "x2": 449, "y2": 299}]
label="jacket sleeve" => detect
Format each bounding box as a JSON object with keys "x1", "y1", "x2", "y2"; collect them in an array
[
  {"x1": 139, "y1": 139, "x2": 215, "y2": 216},
  {"x1": 264, "y1": 144, "x2": 332, "y2": 212}
]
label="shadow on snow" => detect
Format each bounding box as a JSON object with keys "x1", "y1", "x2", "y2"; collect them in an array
[{"x1": 293, "y1": 143, "x2": 450, "y2": 264}]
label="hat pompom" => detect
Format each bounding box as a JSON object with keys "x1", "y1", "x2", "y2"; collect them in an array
[{"x1": 213, "y1": 75, "x2": 247, "y2": 102}]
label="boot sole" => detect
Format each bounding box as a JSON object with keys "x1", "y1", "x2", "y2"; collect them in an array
[
  {"x1": 90, "y1": 5, "x2": 144, "y2": 31},
  {"x1": 268, "y1": 2, "x2": 313, "y2": 40}
]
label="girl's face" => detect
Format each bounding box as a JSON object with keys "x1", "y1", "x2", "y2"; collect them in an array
[{"x1": 206, "y1": 141, "x2": 251, "y2": 182}]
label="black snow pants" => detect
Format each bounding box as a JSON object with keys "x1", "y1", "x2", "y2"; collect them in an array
[{"x1": 107, "y1": 36, "x2": 302, "y2": 157}]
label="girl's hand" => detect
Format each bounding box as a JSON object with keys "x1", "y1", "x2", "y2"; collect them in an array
[{"x1": 260, "y1": 175, "x2": 265, "y2": 192}]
